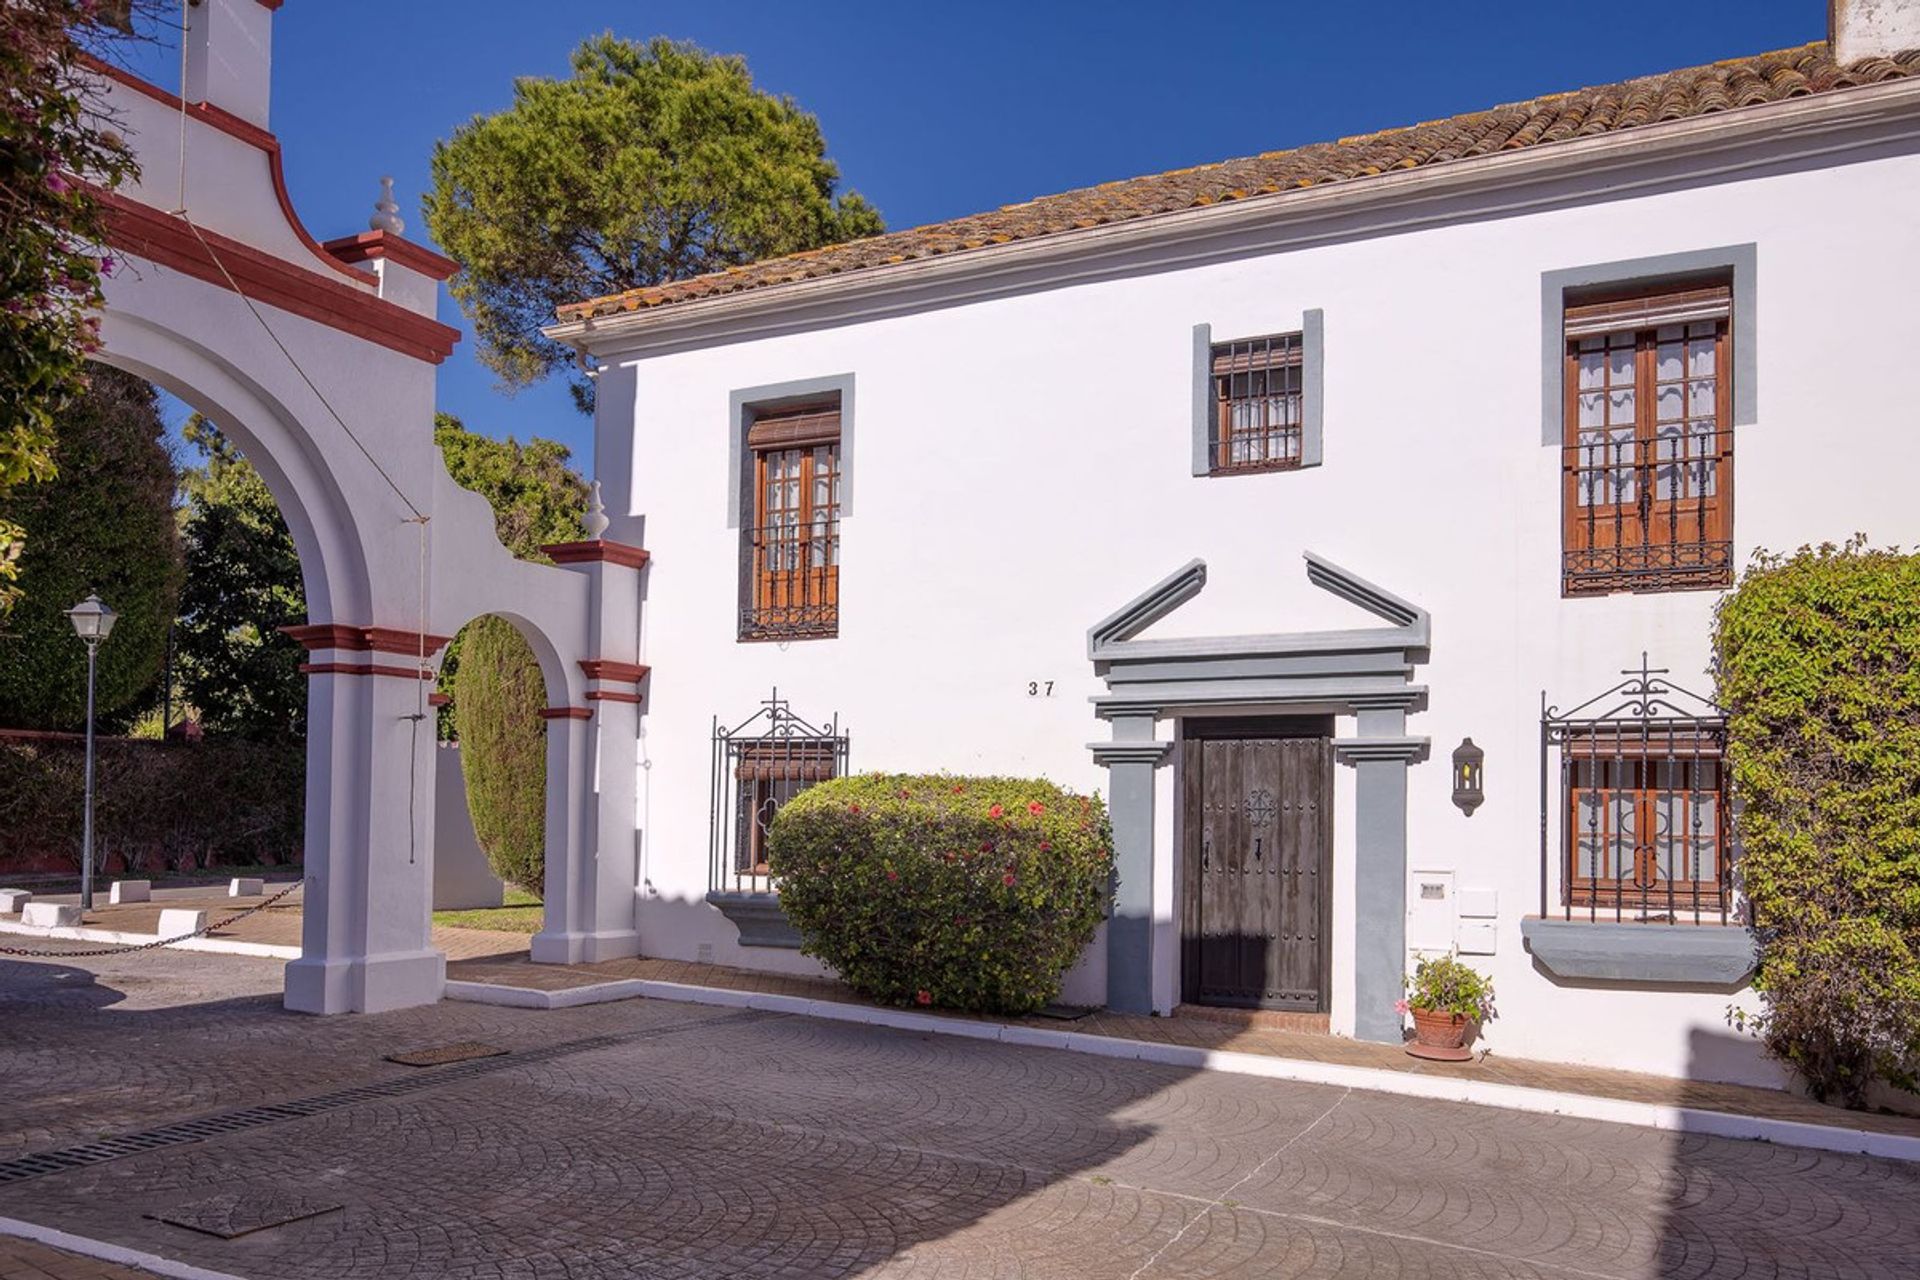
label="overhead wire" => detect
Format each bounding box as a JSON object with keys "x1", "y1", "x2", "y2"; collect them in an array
[{"x1": 163, "y1": 0, "x2": 434, "y2": 870}]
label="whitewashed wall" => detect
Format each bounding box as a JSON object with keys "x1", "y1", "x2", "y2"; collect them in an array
[{"x1": 601, "y1": 143, "x2": 1920, "y2": 1086}]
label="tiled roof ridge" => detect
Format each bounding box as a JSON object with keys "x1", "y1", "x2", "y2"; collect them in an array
[{"x1": 556, "y1": 40, "x2": 1920, "y2": 322}]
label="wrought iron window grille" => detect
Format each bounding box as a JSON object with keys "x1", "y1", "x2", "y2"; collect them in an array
[
  {"x1": 1539, "y1": 654, "x2": 1732, "y2": 926},
  {"x1": 1209, "y1": 333, "x2": 1304, "y2": 475},
  {"x1": 1561, "y1": 315, "x2": 1733, "y2": 596},
  {"x1": 709, "y1": 689, "x2": 848, "y2": 897},
  {"x1": 739, "y1": 518, "x2": 840, "y2": 640}
]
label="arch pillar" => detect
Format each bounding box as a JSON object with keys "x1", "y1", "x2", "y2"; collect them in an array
[
  {"x1": 530, "y1": 538, "x2": 649, "y2": 965},
  {"x1": 283, "y1": 626, "x2": 451, "y2": 1013}
]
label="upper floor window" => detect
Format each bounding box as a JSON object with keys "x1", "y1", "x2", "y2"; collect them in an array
[
  {"x1": 1209, "y1": 332, "x2": 1304, "y2": 474},
  {"x1": 1562, "y1": 284, "x2": 1733, "y2": 596},
  {"x1": 740, "y1": 403, "x2": 840, "y2": 640}
]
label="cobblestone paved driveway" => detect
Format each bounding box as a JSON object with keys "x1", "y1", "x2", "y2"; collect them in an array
[{"x1": 2, "y1": 945, "x2": 1916, "y2": 1279}]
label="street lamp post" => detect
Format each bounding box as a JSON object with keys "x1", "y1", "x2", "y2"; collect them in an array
[{"x1": 64, "y1": 593, "x2": 117, "y2": 912}]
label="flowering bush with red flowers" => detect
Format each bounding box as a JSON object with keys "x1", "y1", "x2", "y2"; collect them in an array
[{"x1": 768, "y1": 774, "x2": 1113, "y2": 1015}]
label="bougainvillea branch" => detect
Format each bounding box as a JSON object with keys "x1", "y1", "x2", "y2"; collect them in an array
[{"x1": 0, "y1": 0, "x2": 141, "y2": 614}]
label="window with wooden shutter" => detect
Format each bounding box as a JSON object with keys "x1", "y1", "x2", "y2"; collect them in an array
[
  {"x1": 741, "y1": 403, "x2": 840, "y2": 639},
  {"x1": 1562, "y1": 727, "x2": 1728, "y2": 916},
  {"x1": 1562, "y1": 284, "x2": 1734, "y2": 595},
  {"x1": 1209, "y1": 333, "x2": 1304, "y2": 474}
]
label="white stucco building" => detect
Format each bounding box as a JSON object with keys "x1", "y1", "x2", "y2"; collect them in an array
[
  {"x1": 545, "y1": 10, "x2": 1920, "y2": 1087},
  {"x1": 78, "y1": 0, "x2": 1920, "y2": 1093}
]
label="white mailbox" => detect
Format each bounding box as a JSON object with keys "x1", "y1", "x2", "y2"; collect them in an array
[
  {"x1": 1407, "y1": 870, "x2": 1455, "y2": 954},
  {"x1": 1456, "y1": 919, "x2": 1498, "y2": 955}
]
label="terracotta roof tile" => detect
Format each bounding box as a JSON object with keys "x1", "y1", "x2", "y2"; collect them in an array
[{"x1": 555, "y1": 42, "x2": 1920, "y2": 322}]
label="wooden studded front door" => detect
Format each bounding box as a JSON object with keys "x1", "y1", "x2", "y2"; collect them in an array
[{"x1": 1180, "y1": 734, "x2": 1333, "y2": 1011}]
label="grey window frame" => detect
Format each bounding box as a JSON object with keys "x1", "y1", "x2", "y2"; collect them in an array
[
  {"x1": 727, "y1": 373, "x2": 857, "y2": 528},
  {"x1": 1191, "y1": 310, "x2": 1324, "y2": 477},
  {"x1": 1540, "y1": 244, "x2": 1756, "y2": 447}
]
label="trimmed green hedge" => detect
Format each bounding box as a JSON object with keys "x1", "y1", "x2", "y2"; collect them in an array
[
  {"x1": 0, "y1": 734, "x2": 303, "y2": 875},
  {"x1": 1715, "y1": 539, "x2": 1920, "y2": 1108},
  {"x1": 452, "y1": 615, "x2": 547, "y2": 895},
  {"x1": 768, "y1": 774, "x2": 1113, "y2": 1015}
]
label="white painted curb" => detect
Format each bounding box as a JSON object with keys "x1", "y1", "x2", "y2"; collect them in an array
[
  {"x1": 442, "y1": 976, "x2": 1920, "y2": 1164},
  {"x1": 0, "y1": 919, "x2": 299, "y2": 960},
  {"x1": 0, "y1": 1215, "x2": 252, "y2": 1280}
]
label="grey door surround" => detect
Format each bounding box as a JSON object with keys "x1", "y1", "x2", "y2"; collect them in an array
[{"x1": 1087, "y1": 552, "x2": 1431, "y2": 1044}]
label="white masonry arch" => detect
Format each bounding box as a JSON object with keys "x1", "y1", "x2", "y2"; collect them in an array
[{"x1": 81, "y1": 1, "x2": 647, "y2": 1012}]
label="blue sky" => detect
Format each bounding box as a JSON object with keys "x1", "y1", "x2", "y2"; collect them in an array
[{"x1": 120, "y1": 0, "x2": 1821, "y2": 471}]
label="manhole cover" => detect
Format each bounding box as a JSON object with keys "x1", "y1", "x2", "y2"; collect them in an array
[
  {"x1": 1033, "y1": 1003, "x2": 1095, "y2": 1022},
  {"x1": 384, "y1": 1041, "x2": 507, "y2": 1067},
  {"x1": 151, "y1": 1191, "x2": 343, "y2": 1239}
]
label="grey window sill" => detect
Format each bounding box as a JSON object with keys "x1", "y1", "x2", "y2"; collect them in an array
[
  {"x1": 706, "y1": 891, "x2": 803, "y2": 949},
  {"x1": 1521, "y1": 917, "x2": 1755, "y2": 987}
]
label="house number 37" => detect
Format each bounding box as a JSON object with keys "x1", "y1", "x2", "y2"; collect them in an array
[{"x1": 1027, "y1": 681, "x2": 1054, "y2": 697}]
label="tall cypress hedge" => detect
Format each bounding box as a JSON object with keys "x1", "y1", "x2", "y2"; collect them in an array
[
  {"x1": 450, "y1": 615, "x2": 547, "y2": 894},
  {"x1": 1714, "y1": 539, "x2": 1920, "y2": 1107}
]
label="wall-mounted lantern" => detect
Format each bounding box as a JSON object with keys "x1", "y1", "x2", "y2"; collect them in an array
[{"x1": 1451, "y1": 737, "x2": 1484, "y2": 816}]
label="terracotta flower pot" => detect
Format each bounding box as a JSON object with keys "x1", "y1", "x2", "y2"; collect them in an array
[{"x1": 1406, "y1": 1007, "x2": 1477, "y2": 1061}]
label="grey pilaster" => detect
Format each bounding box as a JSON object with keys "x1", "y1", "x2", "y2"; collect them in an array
[
  {"x1": 1301, "y1": 307, "x2": 1325, "y2": 467},
  {"x1": 1091, "y1": 715, "x2": 1171, "y2": 1016},
  {"x1": 1190, "y1": 324, "x2": 1213, "y2": 477},
  {"x1": 1336, "y1": 709, "x2": 1429, "y2": 1045}
]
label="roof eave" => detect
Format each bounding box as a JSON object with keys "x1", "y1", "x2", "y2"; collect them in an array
[{"x1": 545, "y1": 77, "x2": 1920, "y2": 355}]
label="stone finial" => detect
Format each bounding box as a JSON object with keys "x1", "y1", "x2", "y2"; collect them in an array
[
  {"x1": 582, "y1": 480, "x2": 610, "y2": 539},
  {"x1": 369, "y1": 176, "x2": 405, "y2": 235}
]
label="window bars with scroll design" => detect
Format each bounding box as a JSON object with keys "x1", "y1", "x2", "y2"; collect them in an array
[
  {"x1": 1540, "y1": 655, "x2": 1730, "y2": 925},
  {"x1": 709, "y1": 689, "x2": 848, "y2": 896}
]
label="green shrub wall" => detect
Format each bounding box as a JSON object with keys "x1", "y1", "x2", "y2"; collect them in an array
[
  {"x1": 1715, "y1": 539, "x2": 1920, "y2": 1107},
  {"x1": 451, "y1": 615, "x2": 548, "y2": 894},
  {"x1": 0, "y1": 733, "x2": 303, "y2": 875},
  {"x1": 769, "y1": 774, "x2": 1113, "y2": 1015}
]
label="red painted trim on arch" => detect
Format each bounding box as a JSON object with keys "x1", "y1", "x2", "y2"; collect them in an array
[
  {"x1": 79, "y1": 54, "x2": 375, "y2": 287},
  {"x1": 579, "y1": 660, "x2": 649, "y2": 685},
  {"x1": 298, "y1": 661, "x2": 434, "y2": 681},
  {"x1": 362, "y1": 626, "x2": 453, "y2": 656},
  {"x1": 542, "y1": 540, "x2": 651, "y2": 570},
  {"x1": 99, "y1": 191, "x2": 461, "y2": 364},
  {"x1": 539, "y1": 707, "x2": 593, "y2": 721},
  {"x1": 585, "y1": 690, "x2": 643, "y2": 705},
  {"x1": 281, "y1": 624, "x2": 453, "y2": 655},
  {"x1": 323, "y1": 230, "x2": 459, "y2": 282},
  {"x1": 281, "y1": 623, "x2": 367, "y2": 652}
]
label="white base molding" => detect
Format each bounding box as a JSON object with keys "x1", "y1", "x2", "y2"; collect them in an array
[
  {"x1": 284, "y1": 949, "x2": 445, "y2": 1014},
  {"x1": 0, "y1": 1215, "x2": 252, "y2": 1280},
  {"x1": 529, "y1": 928, "x2": 643, "y2": 965},
  {"x1": 0, "y1": 919, "x2": 298, "y2": 960}
]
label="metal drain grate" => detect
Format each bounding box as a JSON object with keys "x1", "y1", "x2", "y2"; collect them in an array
[{"x1": 0, "y1": 1012, "x2": 756, "y2": 1187}]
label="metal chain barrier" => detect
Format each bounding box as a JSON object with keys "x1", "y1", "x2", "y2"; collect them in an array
[{"x1": 0, "y1": 879, "x2": 304, "y2": 959}]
